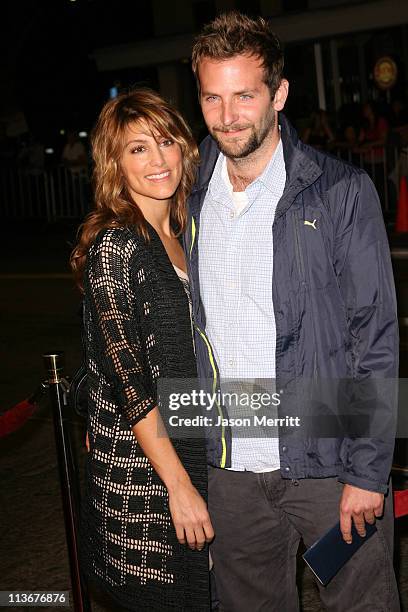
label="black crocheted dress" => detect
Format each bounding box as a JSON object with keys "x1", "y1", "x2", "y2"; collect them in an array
[{"x1": 80, "y1": 225, "x2": 209, "y2": 611}]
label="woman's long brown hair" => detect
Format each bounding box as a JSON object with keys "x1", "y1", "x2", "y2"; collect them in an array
[{"x1": 70, "y1": 88, "x2": 199, "y2": 289}]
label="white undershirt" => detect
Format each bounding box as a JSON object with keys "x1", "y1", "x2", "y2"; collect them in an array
[{"x1": 221, "y1": 157, "x2": 249, "y2": 215}]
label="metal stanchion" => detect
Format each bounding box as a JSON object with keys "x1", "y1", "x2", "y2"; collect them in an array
[{"x1": 43, "y1": 352, "x2": 91, "y2": 612}]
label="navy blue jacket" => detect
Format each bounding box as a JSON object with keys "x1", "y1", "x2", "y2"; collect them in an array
[{"x1": 184, "y1": 114, "x2": 398, "y2": 493}]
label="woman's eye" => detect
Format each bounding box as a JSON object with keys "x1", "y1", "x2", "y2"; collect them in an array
[
  {"x1": 131, "y1": 146, "x2": 146, "y2": 154},
  {"x1": 160, "y1": 139, "x2": 174, "y2": 147}
]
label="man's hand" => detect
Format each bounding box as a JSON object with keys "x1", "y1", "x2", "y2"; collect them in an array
[{"x1": 340, "y1": 484, "x2": 384, "y2": 544}]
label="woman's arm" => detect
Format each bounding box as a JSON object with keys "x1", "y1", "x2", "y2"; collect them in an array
[
  {"x1": 133, "y1": 407, "x2": 214, "y2": 550},
  {"x1": 87, "y1": 230, "x2": 156, "y2": 425}
]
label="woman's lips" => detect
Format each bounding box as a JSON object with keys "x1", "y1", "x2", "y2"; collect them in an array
[{"x1": 145, "y1": 170, "x2": 171, "y2": 182}]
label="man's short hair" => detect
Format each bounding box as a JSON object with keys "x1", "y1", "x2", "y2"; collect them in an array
[{"x1": 192, "y1": 11, "x2": 284, "y2": 97}]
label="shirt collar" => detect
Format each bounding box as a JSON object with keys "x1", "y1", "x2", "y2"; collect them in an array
[
  {"x1": 207, "y1": 150, "x2": 230, "y2": 202},
  {"x1": 252, "y1": 138, "x2": 285, "y2": 196},
  {"x1": 208, "y1": 136, "x2": 285, "y2": 201}
]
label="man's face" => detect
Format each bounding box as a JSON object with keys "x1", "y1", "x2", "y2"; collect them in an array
[{"x1": 198, "y1": 54, "x2": 285, "y2": 159}]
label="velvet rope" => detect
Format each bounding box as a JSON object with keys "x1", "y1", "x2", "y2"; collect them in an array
[
  {"x1": 394, "y1": 489, "x2": 408, "y2": 518},
  {"x1": 0, "y1": 382, "x2": 48, "y2": 438},
  {"x1": 0, "y1": 399, "x2": 38, "y2": 437}
]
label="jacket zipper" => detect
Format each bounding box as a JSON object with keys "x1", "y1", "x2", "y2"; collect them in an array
[
  {"x1": 189, "y1": 217, "x2": 196, "y2": 259},
  {"x1": 189, "y1": 215, "x2": 227, "y2": 468},
  {"x1": 294, "y1": 213, "x2": 319, "y2": 381},
  {"x1": 293, "y1": 214, "x2": 306, "y2": 282},
  {"x1": 193, "y1": 322, "x2": 227, "y2": 469}
]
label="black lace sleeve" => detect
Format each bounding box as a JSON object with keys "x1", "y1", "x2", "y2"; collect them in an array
[{"x1": 85, "y1": 228, "x2": 156, "y2": 426}]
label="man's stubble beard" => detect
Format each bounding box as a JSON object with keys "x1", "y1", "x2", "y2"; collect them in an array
[{"x1": 211, "y1": 107, "x2": 276, "y2": 160}]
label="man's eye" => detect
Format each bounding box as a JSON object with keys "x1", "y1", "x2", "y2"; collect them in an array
[
  {"x1": 240, "y1": 95, "x2": 253, "y2": 100},
  {"x1": 205, "y1": 96, "x2": 218, "y2": 102}
]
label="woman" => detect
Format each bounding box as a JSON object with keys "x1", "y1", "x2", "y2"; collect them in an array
[{"x1": 70, "y1": 89, "x2": 213, "y2": 611}]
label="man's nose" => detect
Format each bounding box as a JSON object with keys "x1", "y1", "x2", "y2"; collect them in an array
[{"x1": 221, "y1": 101, "x2": 239, "y2": 126}]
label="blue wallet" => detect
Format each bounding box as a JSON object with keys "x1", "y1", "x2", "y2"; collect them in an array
[{"x1": 302, "y1": 521, "x2": 378, "y2": 586}]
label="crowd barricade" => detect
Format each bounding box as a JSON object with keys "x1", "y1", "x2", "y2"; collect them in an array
[
  {"x1": 0, "y1": 148, "x2": 407, "y2": 221},
  {"x1": 333, "y1": 145, "x2": 405, "y2": 215},
  {"x1": 0, "y1": 165, "x2": 90, "y2": 221}
]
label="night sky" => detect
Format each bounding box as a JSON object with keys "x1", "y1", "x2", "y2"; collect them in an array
[
  {"x1": 2, "y1": 1, "x2": 156, "y2": 140},
  {"x1": 2, "y1": 1, "x2": 407, "y2": 146}
]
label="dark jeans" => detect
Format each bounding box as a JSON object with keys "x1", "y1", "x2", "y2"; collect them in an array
[{"x1": 208, "y1": 467, "x2": 400, "y2": 612}]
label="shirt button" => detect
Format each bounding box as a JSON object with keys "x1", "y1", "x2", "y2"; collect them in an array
[
  {"x1": 284, "y1": 466, "x2": 290, "y2": 472},
  {"x1": 229, "y1": 211, "x2": 234, "y2": 219},
  {"x1": 282, "y1": 446, "x2": 287, "y2": 452},
  {"x1": 228, "y1": 359, "x2": 235, "y2": 367}
]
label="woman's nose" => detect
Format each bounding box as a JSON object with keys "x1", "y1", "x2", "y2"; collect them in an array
[{"x1": 150, "y1": 145, "x2": 166, "y2": 167}]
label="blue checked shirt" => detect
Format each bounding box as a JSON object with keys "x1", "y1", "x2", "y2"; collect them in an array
[{"x1": 199, "y1": 139, "x2": 286, "y2": 472}]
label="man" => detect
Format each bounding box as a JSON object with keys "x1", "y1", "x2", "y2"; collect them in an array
[{"x1": 185, "y1": 11, "x2": 400, "y2": 612}]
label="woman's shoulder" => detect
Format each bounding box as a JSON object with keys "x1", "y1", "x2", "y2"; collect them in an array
[
  {"x1": 86, "y1": 225, "x2": 152, "y2": 281},
  {"x1": 91, "y1": 225, "x2": 149, "y2": 259}
]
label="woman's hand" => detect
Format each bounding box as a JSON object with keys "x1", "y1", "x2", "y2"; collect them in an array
[
  {"x1": 168, "y1": 478, "x2": 214, "y2": 551},
  {"x1": 130, "y1": 407, "x2": 214, "y2": 550},
  {"x1": 85, "y1": 431, "x2": 90, "y2": 452}
]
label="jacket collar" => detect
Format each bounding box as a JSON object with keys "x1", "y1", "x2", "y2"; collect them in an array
[
  {"x1": 276, "y1": 114, "x2": 322, "y2": 218},
  {"x1": 190, "y1": 113, "x2": 323, "y2": 218}
]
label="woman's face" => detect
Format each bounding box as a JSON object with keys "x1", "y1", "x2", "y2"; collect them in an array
[{"x1": 120, "y1": 122, "x2": 183, "y2": 207}]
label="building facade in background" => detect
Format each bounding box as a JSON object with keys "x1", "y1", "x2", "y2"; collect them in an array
[{"x1": 91, "y1": 0, "x2": 408, "y2": 135}]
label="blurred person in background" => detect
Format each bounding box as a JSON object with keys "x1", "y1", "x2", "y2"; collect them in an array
[
  {"x1": 62, "y1": 129, "x2": 88, "y2": 175},
  {"x1": 333, "y1": 102, "x2": 363, "y2": 152},
  {"x1": 357, "y1": 101, "x2": 389, "y2": 158},
  {"x1": 302, "y1": 109, "x2": 335, "y2": 149},
  {"x1": 62, "y1": 128, "x2": 89, "y2": 215},
  {"x1": 389, "y1": 98, "x2": 408, "y2": 132},
  {"x1": 17, "y1": 132, "x2": 45, "y2": 176},
  {"x1": 354, "y1": 102, "x2": 392, "y2": 209}
]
